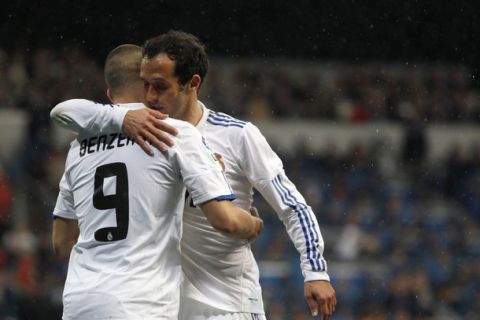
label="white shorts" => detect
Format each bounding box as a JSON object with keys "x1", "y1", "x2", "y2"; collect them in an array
[
  {"x1": 179, "y1": 297, "x2": 266, "y2": 320},
  {"x1": 63, "y1": 291, "x2": 178, "y2": 320}
]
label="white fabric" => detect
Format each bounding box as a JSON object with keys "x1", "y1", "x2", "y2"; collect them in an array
[
  {"x1": 51, "y1": 99, "x2": 330, "y2": 316},
  {"x1": 180, "y1": 103, "x2": 329, "y2": 314},
  {"x1": 179, "y1": 297, "x2": 266, "y2": 320},
  {"x1": 52, "y1": 101, "x2": 234, "y2": 320},
  {"x1": 51, "y1": 99, "x2": 129, "y2": 134}
]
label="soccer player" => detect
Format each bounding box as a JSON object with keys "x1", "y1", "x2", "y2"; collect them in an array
[
  {"x1": 51, "y1": 44, "x2": 262, "y2": 319},
  {"x1": 52, "y1": 32, "x2": 337, "y2": 319}
]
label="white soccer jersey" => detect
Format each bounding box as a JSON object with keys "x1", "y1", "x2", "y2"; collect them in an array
[
  {"x1": 180, "y1": 103, "x2": 329, "y2": 314},
  {"x1": 51, "y1": 99, "x2": 330, "y2": 315},
  {"x1": 52, "y1": 101, "x2": 235, "y2": 319}
]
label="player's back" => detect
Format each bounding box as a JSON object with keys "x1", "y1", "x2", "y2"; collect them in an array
[{"x1": 62, "y1": 118, "x2": 191, "y2": 319}]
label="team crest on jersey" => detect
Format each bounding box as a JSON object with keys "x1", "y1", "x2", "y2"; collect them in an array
[
  {"x1": 213, "y1": 153, "x2": 225, "y2": 171},
  {"x1": 202, "y1": 136, "x2": 225, "y2": 171}
]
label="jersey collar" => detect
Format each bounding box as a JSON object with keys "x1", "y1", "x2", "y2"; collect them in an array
[{"x1": 196, "y1": 100, "x2": 211, "y2": 130}]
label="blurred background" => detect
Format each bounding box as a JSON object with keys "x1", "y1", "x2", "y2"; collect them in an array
[{"x1": 0, "y1": 0, "x2": 479, "y2": 319}]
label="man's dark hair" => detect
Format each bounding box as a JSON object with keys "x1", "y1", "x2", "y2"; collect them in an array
[
  {"x1": 104, "y1": 44, "x2": 143, "y2": 96},
  {"x1": 143, "y1": 30, "x2": 208, "y2": 86}
]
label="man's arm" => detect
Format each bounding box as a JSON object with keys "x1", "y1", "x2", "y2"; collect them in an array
[
  {"x1": 255, "y1": 172, "x2": 336, "y2": 318},
  {"x1": 199, "y1": 200, "x2": 262, "y2": 241},
  {"x1": 51, "y1": 170, "x2": 79, "y2": 258},
  {"x1": 52, "y1": 217, "x2": 79, "y2": 258},
  {"x1": 122, "y1": 108, "x2": 178, "y2": 154},
  {"x1": 172, "y1": 121, "x2": 263, "y2": 241},
  {"x1": 51, "y1": 99, "x2": 128, "y2": 133},
  {"x1": 50, "y1": 99, "x2": 177, "y2": 154},
  {"x1": 238, "y1": 123, "x2": 337, "y2": 319}
]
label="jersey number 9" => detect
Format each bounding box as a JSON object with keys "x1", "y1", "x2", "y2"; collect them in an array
[{"x1": 93, "y1": 162, "x2": 129, "y2": 242}]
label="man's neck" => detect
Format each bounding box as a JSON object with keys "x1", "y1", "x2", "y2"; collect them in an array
[
  {"x1": 112, "y1": 96, "x2": 142, "y2": 104},
  {"x1": 182, "y1": 100, "x2": 203, "y2": 126}
]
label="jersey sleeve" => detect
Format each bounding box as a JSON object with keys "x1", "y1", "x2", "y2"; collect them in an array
[
  {"x1": 174, "y1": 123, "x2": 235, "y2": 206},
  {"x1": 50, "y1": 99, "x2": 131, "y2": 134},
  {"x1": 237, "y1": 123, "x2": 284, "y2": 182},
  {"x1": 238, "y1": 123, "x2": 330, "y2": 282},
  {"x1": 52, "y1": 172, "x2": 77, "y2": 220}
]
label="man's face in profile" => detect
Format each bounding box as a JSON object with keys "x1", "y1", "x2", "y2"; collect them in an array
[{"x1": 140, "y1": 53, "x2": 190, "y2": 120}]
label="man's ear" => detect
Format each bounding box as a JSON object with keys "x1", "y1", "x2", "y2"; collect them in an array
[
  {"x1": 106, "y1": 89, "x2": 114, "y2": 103},
  {"x1": 190, "y1": 75, "x2": 202, "y2": 91}
]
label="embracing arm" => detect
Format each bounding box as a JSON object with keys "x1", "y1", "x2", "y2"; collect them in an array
[
  {"x1": 50, "y1": 99, "x2": 128, "y2": 133},
  {"x1": 122, "y1": 107, "x2": 177, "y2": 154},
  {"x1": 200, "y1": 200, "x2": 263, "y2": 241},
  {"x1": 50, "y1": 99, "x2": 177, "y2": 154},
  {"x1": 173, "y1": 121, "x2": 263, "y2": 241}
]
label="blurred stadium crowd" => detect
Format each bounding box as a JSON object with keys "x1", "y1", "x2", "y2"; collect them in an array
[{"x1": 0, "y1": 46, "x2": 479, "y2": 319}]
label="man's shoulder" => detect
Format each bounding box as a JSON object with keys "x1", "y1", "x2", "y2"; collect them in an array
[
  {"x1": 206, "y1": 110, "x2": 249, "y2": 129},
  {"x1": 115, "y1": 102, "x2": 145, "y2": 110},
  {"x1": 167, "y1": 118, "x2": 202, "y2": 148},
  {"x1": 165, "y1": 117, "x2": 196, "y2": 131},
  {"x1": 203, "y1": 110, "x2": 269, "y2": 147}
]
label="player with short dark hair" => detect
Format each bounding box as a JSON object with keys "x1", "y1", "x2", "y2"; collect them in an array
[
  {"x1": 104, "y1": 44, "x2": 145, "y2": 101},
  {"x1": 143, "y1": 30, "x2": 208, "y2": 87}
]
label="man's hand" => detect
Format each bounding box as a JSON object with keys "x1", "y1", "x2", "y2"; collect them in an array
[
  {"x1": 250, "y1": 206, "x2": 260, "y2": 218},
  {"x1": 305, "y1": 280, "x2": 337, "y2": 319},
  {"x1": 123, "y1": 108, "x2": 178, "y2": 155},
  {"x1": 248, "y1": 207, "x2": 263, "y2": 242}
]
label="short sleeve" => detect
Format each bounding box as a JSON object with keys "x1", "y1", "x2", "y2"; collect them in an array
[
  {"x1": 52, "y1": 173, "x2": 77, "y2": 220},
  {"x1": 174, "y1": 123, "x2": 235, "y2": 206}
]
